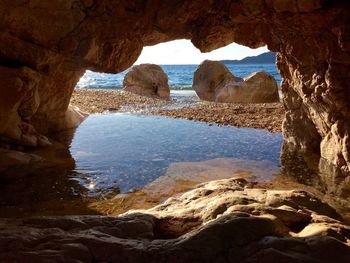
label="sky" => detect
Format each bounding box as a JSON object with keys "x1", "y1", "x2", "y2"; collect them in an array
[{"x1": 135, "y1": 40, "x2": 269, "y2": 65}]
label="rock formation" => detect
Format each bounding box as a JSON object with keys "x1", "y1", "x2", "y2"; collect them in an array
[
  {"x1": 1, "y1": 178, "x2": 349, "y2": 262},
  {"x1": 192, "y1": 60, "x2": 243, "y2": 101},
  {"x1": 193, "y1": 60, "x2": 280, "y2": 103},
  {"x1": 0, "y1": 0, "x2": 349, "y2": 173},
  {"x1": 123, "y1": 64, "x2": 170, "y2": 99}
]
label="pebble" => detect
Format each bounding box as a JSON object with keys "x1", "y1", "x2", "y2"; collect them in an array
[{"x1": 71, "y1": 88, "x2": 284, "y2": 132}]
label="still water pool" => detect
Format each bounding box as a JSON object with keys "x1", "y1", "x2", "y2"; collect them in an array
[
  {"x1": 4, "y1": 113, "x2": 350, "y2": 221},
  {"x1": 70, "y1": 114, "x2": 283, "y2": 194}
]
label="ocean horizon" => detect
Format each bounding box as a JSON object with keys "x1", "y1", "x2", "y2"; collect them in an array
[{"x1": 76, "y1": 63, "x2": 281, "y2": 91}]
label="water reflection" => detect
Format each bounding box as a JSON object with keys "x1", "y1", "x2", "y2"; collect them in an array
[
  {"x1": 0, "y1": 142, "x2": 99, "y2": 217},
  {"x1": 69, "y1": 113, "x2": 282, "y2": 193},
  {"x1": 91, "y1": 157, "x2": 280, "y2": 215},
  {"x1": 273, "y1": 142, "x2": 350, "y2": 223}
]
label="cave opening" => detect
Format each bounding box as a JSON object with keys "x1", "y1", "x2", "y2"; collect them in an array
[
  {"x1": 1, "y1": 39, "x2": 288, "y2": 218},
  {"x1": 0, "y1": 35, "x2": 332, "y2": 222},
  {"x1": 1, "y1": 1, "x2": 350, "y2": 260}
]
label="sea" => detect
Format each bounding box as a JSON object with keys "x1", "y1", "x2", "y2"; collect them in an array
[{"x1": 76, "y1": 64, "x2": 281, "y2": 92}]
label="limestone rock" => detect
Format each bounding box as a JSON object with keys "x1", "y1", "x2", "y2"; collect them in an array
[
  {"x1": 0, "y1": 178, "x2": 349, "y2": 262},
  {"x1": 123, "y1": 64, "x2": 170, "y2": 99},
  {"x1": 193, "y1": 60, "x2": 279, "y2": 103}
]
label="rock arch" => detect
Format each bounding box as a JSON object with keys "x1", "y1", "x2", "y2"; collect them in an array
[{"x1": 0, "y1": 0, "x2": 349, "y2": 174}]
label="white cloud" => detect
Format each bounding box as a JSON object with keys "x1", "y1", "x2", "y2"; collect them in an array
[{"x1": 135, "y1": 40, "x2": 269, "y2": 65}]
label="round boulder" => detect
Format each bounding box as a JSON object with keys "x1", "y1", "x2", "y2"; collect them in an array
[
  {"x1": 215, "y1": 71, "x2": 280, "y2": 103},
  {"x1": 123, "y1": 64, "x2": 170, "y2": 99},
  {"x1": 192, "y1": 60, "x2": 243, "y2": 101},
  {"x1": 193, "y1": 60, "x2": 279, "y2": 103}
]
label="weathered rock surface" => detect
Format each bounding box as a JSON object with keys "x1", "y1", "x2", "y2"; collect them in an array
[
  {"x1": 123, "y1": 64, "x2": 170, "y2": 99},
  {"x1": 63, "y1": 105, "x2": 89, "y2": 130},
  {"x1": 217, "y1": 71, "x2": 280, "y2": 103},
  {"x1": 192, "y1": 60, "x2": 243, "y2": 101},
  {"x1": 0, "y1": 148, "x2": 43, "y2": 172},
  {"x1": 193, "y1": 60, "x2": 279, "y2": 103},
  {"x1": 1, "y1": 178, "x2": 349, "y2": 262},
  {"x1": 0, "y1": 0, "x2": 349, "y2": 172}
]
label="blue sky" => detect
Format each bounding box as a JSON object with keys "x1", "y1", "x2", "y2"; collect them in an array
[{"x1": 136, "y1": 40, "x2": 269, "y2": 65}]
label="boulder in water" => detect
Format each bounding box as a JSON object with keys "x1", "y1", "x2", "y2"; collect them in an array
[{"x1": 123, "y1": 64, "x2": 170, "y2": 99}]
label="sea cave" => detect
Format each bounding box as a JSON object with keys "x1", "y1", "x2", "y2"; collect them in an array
[{"x1": 0, "y1": 1, "x2": 350, "y2": 262}]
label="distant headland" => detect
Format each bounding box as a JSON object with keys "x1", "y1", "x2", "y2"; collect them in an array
[{"x1": 221, "y1": 51, "x2": 276, "y2": 64}]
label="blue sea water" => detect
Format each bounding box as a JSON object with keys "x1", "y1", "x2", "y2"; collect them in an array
[{"x1": 76, "y1": 64, "x2": 281, "y2": 90}]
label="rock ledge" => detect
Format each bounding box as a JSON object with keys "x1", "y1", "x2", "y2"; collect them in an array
[{"x1": 1, "y1": 178, "x2": 349, "y2": 262}]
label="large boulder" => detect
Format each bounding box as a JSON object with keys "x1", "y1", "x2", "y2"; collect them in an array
[
  {"x1": 192, "y1": 60, "x2": 243, "y2": 101},
  {"x1": 193, "y1": 60, "x2": 280, "y2": 103},
  {"x1": 123, "y1": 64, "x2": 170, "y2": 99},
  {"x1": 216, "y1": 71, "x2": 280, "y2": 103}
]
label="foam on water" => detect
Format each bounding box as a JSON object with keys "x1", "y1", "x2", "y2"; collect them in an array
[{"x1": 76, "y1": 64, "x2": 281, "y2": 90}]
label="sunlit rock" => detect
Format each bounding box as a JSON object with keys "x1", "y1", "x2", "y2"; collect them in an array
[
  {"x1": 123, "y1": 64, "x2": 170, "y2": 99},
  {"x1": 217, "y1": 71, "x2": 279, "y2": 103},
  {"x1": 1, "y1": 178, "x2": 349, "y2": 262},
  {"x1": 63, "y1": 105, "x2": 89, "y2": 130},
  {"x1": 193, "y1": 60, "x2": 279, "y2": 103},
  {"x1": 192, "y1": 60, "x2": 242, "y2": 101},
  {"x1": 91, "y1": 158, "x2": 280, "y2": 215}
]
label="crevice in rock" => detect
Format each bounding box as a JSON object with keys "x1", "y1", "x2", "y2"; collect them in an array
[
  {"x1": 288, "y1": 220, "x2": 311, "y2": 233},
  {"x1": 0, "y1": 56, "x2": 25, "y2": 68},
  {"x1": 153, "y1": 217, "x2": 202, "y2": 239}
]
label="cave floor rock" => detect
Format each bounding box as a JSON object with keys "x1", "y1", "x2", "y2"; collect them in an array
[{"x1": 1, "y1": 178, "x2": 349, "y2": 262}]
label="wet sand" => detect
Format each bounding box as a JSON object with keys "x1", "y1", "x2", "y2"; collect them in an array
[{"x1": 71, "y1": 88, "x2": 284, "y2": 132}]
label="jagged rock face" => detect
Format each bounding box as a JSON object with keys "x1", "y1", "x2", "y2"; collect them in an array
[
  {"x1": 1, "y1": 178, "x2": 350, "y2": 262},
  {"x1": 123, "y1": 64, "x2": 170, "y2": 98},
  {"x1": 0, "y1": 1, "x2": 349, "y2": 172},
  {"x1": 193, "y1": 60, "x2": 279, "y2": 103}
]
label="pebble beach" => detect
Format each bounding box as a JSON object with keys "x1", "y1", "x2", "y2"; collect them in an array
[{"x1": 71, "y1": 88, "x2": 284, "y2": 132}]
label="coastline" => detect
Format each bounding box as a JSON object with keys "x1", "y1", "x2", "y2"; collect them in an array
[{"x1": 71, "y1": 88, "x2": 284, "y2": 132}]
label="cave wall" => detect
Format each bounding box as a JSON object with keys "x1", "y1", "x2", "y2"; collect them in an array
[{"x1": 0, "y1": 0, "x2": 349, "y2": 173}]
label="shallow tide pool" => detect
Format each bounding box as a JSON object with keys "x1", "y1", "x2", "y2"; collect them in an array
[
  {"x1": 3, "y1": 113, "x2": 349, "y2": 221},
  {"x1": 70, "y1": 113, "x2": 283, "y2": 194}
]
